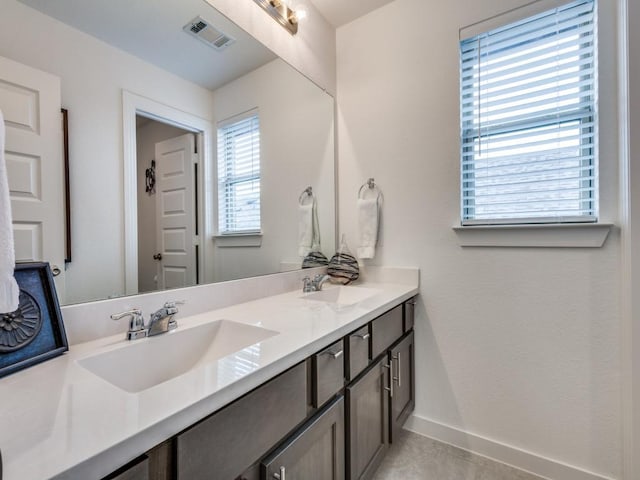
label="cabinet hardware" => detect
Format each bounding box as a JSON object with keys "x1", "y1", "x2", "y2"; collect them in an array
[
  {"x1": 392, "y1": 353, "x2": 401, "y2": 387},
  {"x1": 322, "y1": 349, "x2": 343, "y2": 360},
  {"x1": 383, "y1": 362, "x2": 393, "y2": 397},
  {"x1": 354, "y1": 332, "x2": 370, "y2": 340},
  {"x1": 273, "y1": 466, "x2": 286, "y2": 479}
]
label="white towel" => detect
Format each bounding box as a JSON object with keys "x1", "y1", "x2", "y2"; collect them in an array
[
  {"x1": 298, "y1": 197, "x2": 320, "y2": 257},
  {"x1": 357, "y1": 197, "x2": 379, "y2": 259},
  {"x1": 0, "y1": 109, "x2": 19, "y2": 313},
  {"x1": 298, "y1": 202, "x2": 313, "y2": 257}
]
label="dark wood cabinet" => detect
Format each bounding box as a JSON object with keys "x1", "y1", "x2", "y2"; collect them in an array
[
  {"x1": 346, "y1": 357, "x2": 389, "y2": 480},
  {"x1": 262, "y1": 396, "x2": 345, "y2": 480},
  {"x1": 346, "y1": 325, "x2": 369, "y2": 382},
  {"x1": 370, "y1": 305, "x2": 403, "y2": 360},
  {"x1": 389, "y1": 331, "x2": 415, "y2": 443},
  {"x1": 403, "y1": 298, "x2": 415, "y2": 332},
  {"x1": 312, "y1": 339, "x2": 345, "y2": 408},
  {"x1": 102, "y1": 456, "x2": 149, "y2": 480},
  {"x1": 147, "y1": 440, "x2": 174, "y2": 480},
  {"x1": 176, "y1": 362, "x2": 308, "y2": 480}
]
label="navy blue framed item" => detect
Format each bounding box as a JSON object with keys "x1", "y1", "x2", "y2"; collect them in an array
[{"x1": 0, "y1": 262, "x2": 68, "y2": 378}]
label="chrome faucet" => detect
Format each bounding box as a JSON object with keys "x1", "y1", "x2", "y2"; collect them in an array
[
  {"x1": 312, "y1": 274, "x2": 331, "y2": 290},
  {"x1": 111, "y1": 301, "x2": 184, "y2": 340},
  {"x1": 110, "y1": 308, "x2": 147, "y2": 341},
  {"x1": 147, "y1": 301, "x2": 183, "y2": 337},
  {"x1": 302, "y1": 274, "x2": 331, "y2": 293}
]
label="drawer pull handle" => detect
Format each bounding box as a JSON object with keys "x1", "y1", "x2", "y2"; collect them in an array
[
  {"x1": 323, "y1": 349, "x2": 343, "y2": 360},
  {"x1": 273, "y1": 466, "x2": 286, "y2": 480},
  {"x1": 392, "y1": 352, "x2": 401, "y2": 387},
  {"x1": 383, "y1": 362, "x2": 394, "y2": 397},
  {"x1": 354, "y1": 333, "x2": 370, "y2": 340}
]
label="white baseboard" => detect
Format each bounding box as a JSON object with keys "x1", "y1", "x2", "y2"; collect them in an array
[{"x1": 404, "y1": 414, "x2": 615, "y2": 480}]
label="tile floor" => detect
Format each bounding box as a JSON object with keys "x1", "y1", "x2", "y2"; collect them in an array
[{"x1": 372, "y1": 431, "x2": 547, "y2": 480}]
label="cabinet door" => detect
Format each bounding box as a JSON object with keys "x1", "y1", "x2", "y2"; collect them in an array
[
  {"x1": 389, "y1": 331, "x2": 415, "y2": 443},
  {"x1": 262, "y1": 396, "x2": 345, "y2": 480},
  {"x1": 346, "y1": 357, "x2": 389, "y2": 480}
]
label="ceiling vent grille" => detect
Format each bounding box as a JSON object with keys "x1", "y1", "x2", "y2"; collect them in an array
[{"x1": 183, "y1": 16, "x2": 235, "y2": 51}]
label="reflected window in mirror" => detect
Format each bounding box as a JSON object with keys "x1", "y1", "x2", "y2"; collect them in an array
[{"x1": 217, "y1": 110, "x2": 261, "y2": 235}]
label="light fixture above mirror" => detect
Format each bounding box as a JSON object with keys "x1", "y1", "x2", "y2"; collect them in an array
[{"x1": 253, "y1": 0, "x2": 300, "y2": 35}]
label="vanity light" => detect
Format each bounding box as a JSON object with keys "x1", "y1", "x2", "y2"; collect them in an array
[{"x1": 253, "y1": 0, "x2": 299, "y2": 35}]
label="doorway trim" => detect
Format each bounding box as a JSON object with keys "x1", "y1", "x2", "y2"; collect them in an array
[{"x1": 122, "y1": 90, "x2": 214, "y2": 295}]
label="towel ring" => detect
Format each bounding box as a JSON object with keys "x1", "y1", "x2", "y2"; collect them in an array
[
  {"x1": 358, "y1": 178, "x2": 381, "y2": 200},
  {"x1": 299, "y1": 186, "x2": 314, "y2": 204}
]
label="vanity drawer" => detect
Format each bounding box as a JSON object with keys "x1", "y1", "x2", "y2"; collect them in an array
[
  {"x1": 312, "y1": 339, "x2": 345, "y2": 408},
  {"x1": 176, "y1": 361, "x2": 308, "y2": 480},
  {"x1": 347, "y1": 325, "x2": 370, "y2": 381},
  {"x1": 371, "y1": 305, "x2": 403, "y2": 360},
  {"x1": 404, "y1": 297, "x2": 416, "y2": 332}
]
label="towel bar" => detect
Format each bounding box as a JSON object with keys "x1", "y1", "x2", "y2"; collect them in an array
[
  {"x1": 358, "y1": 178, "x2": 382, "y2": 200},
  {"x1": 299, "y1": 186, "x2": 313, "y2": 204}
]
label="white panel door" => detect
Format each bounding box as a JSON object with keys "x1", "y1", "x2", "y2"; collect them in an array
[
  {"x1": 0, "y1": 55, "x2": 65, "y2": 301},
  {"x1": 155, "y1": 133, "x2": 198, "y2": 290}
]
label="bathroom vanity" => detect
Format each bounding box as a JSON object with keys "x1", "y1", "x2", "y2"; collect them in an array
[
  {"x1": 0, "y1": 269, "x2": 418, "y2": 480},
  {"x1": 105, "y1": 300, "x2": 415, "y2": 480}
]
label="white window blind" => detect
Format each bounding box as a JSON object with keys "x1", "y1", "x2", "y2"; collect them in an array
[
  {"x1": 460, "y1": 0, "x2": 597, "y2": 225},
  {"x1": 217, "y1": 111, "x2": 261, "y2": 234}
]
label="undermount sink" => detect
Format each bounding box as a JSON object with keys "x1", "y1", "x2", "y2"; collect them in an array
[
  {"x1": 301, "y1": 286, "x2": 381, "y2": 307},
  {"x1": 78, "y1": 320, "x2": 278, "y2": 393}
]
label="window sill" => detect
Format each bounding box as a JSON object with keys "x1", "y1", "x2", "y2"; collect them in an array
[
  {"x1": 452, "y1": 223, "x2": 614, "y2": 248},
  {"x1": 214, "y1": 233, "x2": 262, "y2": 248}
]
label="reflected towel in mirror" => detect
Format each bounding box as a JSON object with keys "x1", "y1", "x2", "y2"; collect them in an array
[{"x1": 299, "y1": 195, "x2": 320, "y2": 257}]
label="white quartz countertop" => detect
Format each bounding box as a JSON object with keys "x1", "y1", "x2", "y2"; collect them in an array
[{"x1": 0, "y1": 279, "x2": 418, "y2": 480}]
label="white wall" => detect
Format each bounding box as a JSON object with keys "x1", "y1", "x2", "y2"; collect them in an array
[
  {"x1": 211, "y1": 59, "x2": 335, "y2": 282},
  {"x1": 337, "y1": 0, "x2": 621, "y2": 478},
  {"x1": 136, "y1": 120, "x2": 191, "y2": 293},
  {"x1": 0, "y1": 0, "x2": 214, "y2": 304},
  {"x1": 205, "y1": 0, "x2": 337, "y2": 95}
]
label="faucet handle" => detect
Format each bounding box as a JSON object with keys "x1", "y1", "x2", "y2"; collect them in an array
[
  {"x1": 110, "y1": 308, "x2": 143, "y2": 324},
  {"x1": 302, "y1": 276, "x2": 314, "y2": 293},
  {"x1": 163, "y1": 300, "x2": 185, "y2": 315},
  {"x1": 163, "y1": 300, "x2": 185, "y2": 308},
  {"x1": 110, "y1": 308, "x2": 146, "y2": 340}
]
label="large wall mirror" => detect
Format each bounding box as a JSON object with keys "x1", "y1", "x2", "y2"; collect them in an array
[{"x1": 0, "y1": 0, "x2": 336, "y2": 305}]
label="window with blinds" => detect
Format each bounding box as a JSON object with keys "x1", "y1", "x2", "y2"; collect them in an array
[
  {"x1": 217, "y1": 111, "x2": 261, "y2": 234},
  {"x1": 460, "y1": 0, "x2": 597, "y2": 225}
]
